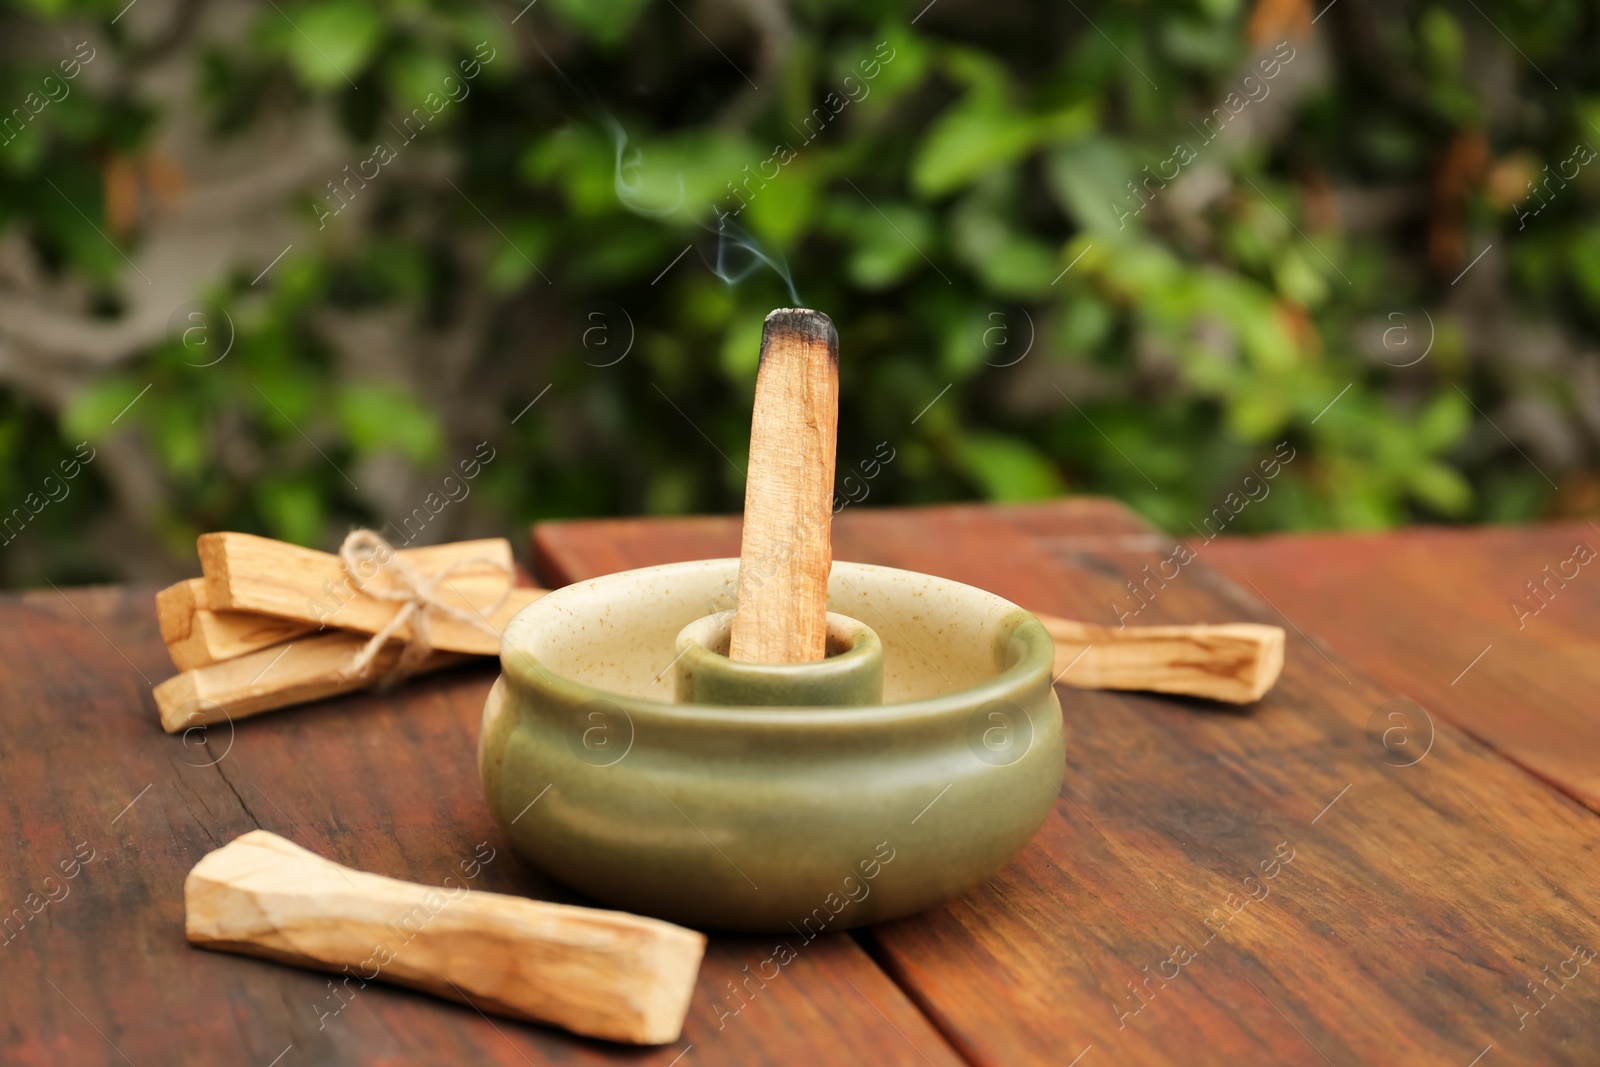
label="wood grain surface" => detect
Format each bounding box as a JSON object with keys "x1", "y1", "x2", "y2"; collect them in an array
[
  {"x1": 0, "y1": 584, "x2": 964, "y2": 1066},
  {"x1": 1203, "y1": 523, "x2": 1600, "y2": 814},
  {"x1": 536, "y1": 501, "x2": 1600, "y2": 1067}
]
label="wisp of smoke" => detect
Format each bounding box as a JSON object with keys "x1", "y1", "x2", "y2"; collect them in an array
[
  {"x1": 604, "y1": 117, "x2": 801, "y2": 303},
  {"x1": 604, "y1": 114, "x2": 684, "y2": 218},
  {"x1": 520, "y1": 25, "x2": 801, "y2": 304},
  {"x1": 707, "y1": 213, "x2": 802, "y2": 306}
]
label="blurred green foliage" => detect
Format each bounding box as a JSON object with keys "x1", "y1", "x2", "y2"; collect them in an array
[{"x1": 1, "y1": 0, "x2": 1597, "y2": 584}]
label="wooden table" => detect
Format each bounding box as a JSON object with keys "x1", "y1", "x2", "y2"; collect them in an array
[{"x1": 5, "y1": 500, "x2": 1598, "y2": 1066}]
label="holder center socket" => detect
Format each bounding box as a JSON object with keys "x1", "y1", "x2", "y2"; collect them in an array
[{"x1": 673, "y1": 610, "x2": 883, "y2": 707}]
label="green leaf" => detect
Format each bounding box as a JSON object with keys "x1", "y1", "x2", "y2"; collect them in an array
[
  {"x1": 850, "y1": 28, "x2": 930, "y2": 107},
  {"x1": 62, "y1": 378, "x2": 146, "y2": 441},
  {"x1": 1047, "y1": 139, "x2": 1136, "y2": 234},
  {"x1": 719, "y1": 314, "x2": 765, "y2": 381},
  {"x1": 384, "y1": 49, "x2": 457, "y2": 117},
  {"x1": 1160, "y1": 18, "x2": 1234, "y2": 71},
  {"x1": 545, "y1": 0, "x2": 653, "y2": 46},
  {"x1": 608, "y1": 126, "x2": 757, "y2": 223},
  {"x1": 1227, "y1": 388, "x2": 1292, "y2": 441},
  {"x1": 485, "y1": 220, "x2": 552, "y2": 293},
  {"x1": 945, "y1": 173, "x2": 1057, "y2": 296},
  {"x1": 989, "y1": 249, "x2": 1057, "y2": 299},
  {"x1": 280, "y1": 1, "x2": 384, "y2": 90},
  {"x1": 520, "y1": 126, "x2": 616, "y2": 215},
  {"x1": 335, "y1": 382, "x2": 442, "y2": 463},
  {"x1": 1058, "y1": 294, "x2": 1113, "y2": 354},
  {"x1": 910, "y1": 58, "x2": 1089, "y2": 198},
  {"x1": 253, "y1": 374, "x2": 319, "y2": 427},
  {"x1": 1414, "y1": 390, "x2": 1470, "y2": 452},
  {"x1": 957, "y1": 433, "x2": 1065, "y2": 501},
  {"x1": 913, "y1": 104, "x2": 1040, "y2": 197},
  {"x1": 9, "y1": 0, "x2": 73, "y2": 15},
  {"x1": 743, "y1": 160, "x2": 820, "y2": 250},
  {"x1": 1419, "y1": 7, "x2": 1465, "y2": 77},
  {"x1": 0, "y1": 122, "x2": 46, "y2": 170},
  {"x1": 1567, "y1": 227, "x2": 1600, "y2": 308},
  {"x1": 1407, "y1": 459, "x2": 1472, "y2": 515},
  {"x1": 257, "y1": 476, "x2": 325, "y2": 546},
  {"x1": 1195, "y1": 0, "x2": 1240, "y2": 21},
  {"x1": 443, "y1": 11, "x2": 515, "y2": 73},
  {"x1": 156, "y1": 407, "x2": 208, "y2": 479},
  {"x1": 1272, "y1": 249, "x2": 1329, "y2": 307},
  {"x1": 845, "y1": 201, "x2": 932, "y2": 289},
  {"x1": 643, "y1": 466, "x2": 696, "y2": 514}
]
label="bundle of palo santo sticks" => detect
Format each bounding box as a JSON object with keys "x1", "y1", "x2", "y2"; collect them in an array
[{"x1": 152, "y1": 531, "x2": 544, "y2": 733}]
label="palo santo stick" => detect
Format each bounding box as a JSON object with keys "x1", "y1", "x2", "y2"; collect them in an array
[
  {"x1": 154, "y1": 632, "x2": 463, "y2": 731},
  {"x1": 199, "y1": 533, "x2": 516, "y2": 655},
  {"x1": 157, "y1": 578, "x2": 317, "y2": 671},
  {"x1": 730, "y1": 308, "x2": 840, "y2": 664},
  {"x1": 160, "y1": 533, "x2": 525, "y2": 669},
  {"x1": 1039, "y1": 614, "x2": 1285, "y2": 705},
  {"x1": 153, "y1": 588, "x2": 544, "y2": 731},
  {"x1": 185, "y1": 830, "x2": 706, "y2": 1045}
]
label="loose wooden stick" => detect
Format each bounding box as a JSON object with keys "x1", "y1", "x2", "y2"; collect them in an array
[
  {"x1": 153, "y1": 588, "x2": 544, "y2": 731},
  {"x1": 1039, "y1": 614, "x2": 1285, "y2": 704},
  {"x1": 154, "y1": 632, "x2": 463, "y2": 732},
  {"x1": 185, "y1": 830, "x2": 706, "y2": 1045},
  {"x1": 199, "y1": 533, "x2": 517, "y2": 655},
  {"x1": 730, "y1": 308, "x2": 840, "y2": 664},
  {"x1": 156, "y1": 578, "x2": 317, "y2": 671}
]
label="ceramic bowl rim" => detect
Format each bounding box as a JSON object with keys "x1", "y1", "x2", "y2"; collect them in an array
[{"x1": 499, "y1": 557, "x2": 1053, "y2": 728}]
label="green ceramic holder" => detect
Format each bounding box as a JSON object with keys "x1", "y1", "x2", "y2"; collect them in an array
[
  {"x1": 672, "y1": 609, "x2": 883, "y2": 708},
  {"x1": 479, "y1": 557, "x2": 1062, "y2": 932}
]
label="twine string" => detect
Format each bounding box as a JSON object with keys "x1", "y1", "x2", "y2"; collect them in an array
[{"x1": 337, "y1": 530, "x2": 512, "y2": 684}]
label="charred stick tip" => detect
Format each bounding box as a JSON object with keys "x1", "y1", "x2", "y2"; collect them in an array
[{"x1": 760, "y1": 308, "x2": 838, "y2": 363}]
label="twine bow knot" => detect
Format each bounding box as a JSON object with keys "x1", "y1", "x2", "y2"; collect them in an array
[{"x1": 337, "y1": 529, "x2": 512, "y2": 684}]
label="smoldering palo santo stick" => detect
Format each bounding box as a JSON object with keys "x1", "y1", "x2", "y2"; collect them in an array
[{"x1": 730, "y1": 308, "x2": 840, "y2": 664}]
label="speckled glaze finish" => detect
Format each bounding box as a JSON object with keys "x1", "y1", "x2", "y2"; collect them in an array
[
  {"x1": 478, "y1": 558, "x2": 1062, "y2": 932},
  {"x1": 672, "y1": 610, "x2": 883, "y2": 708}
]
